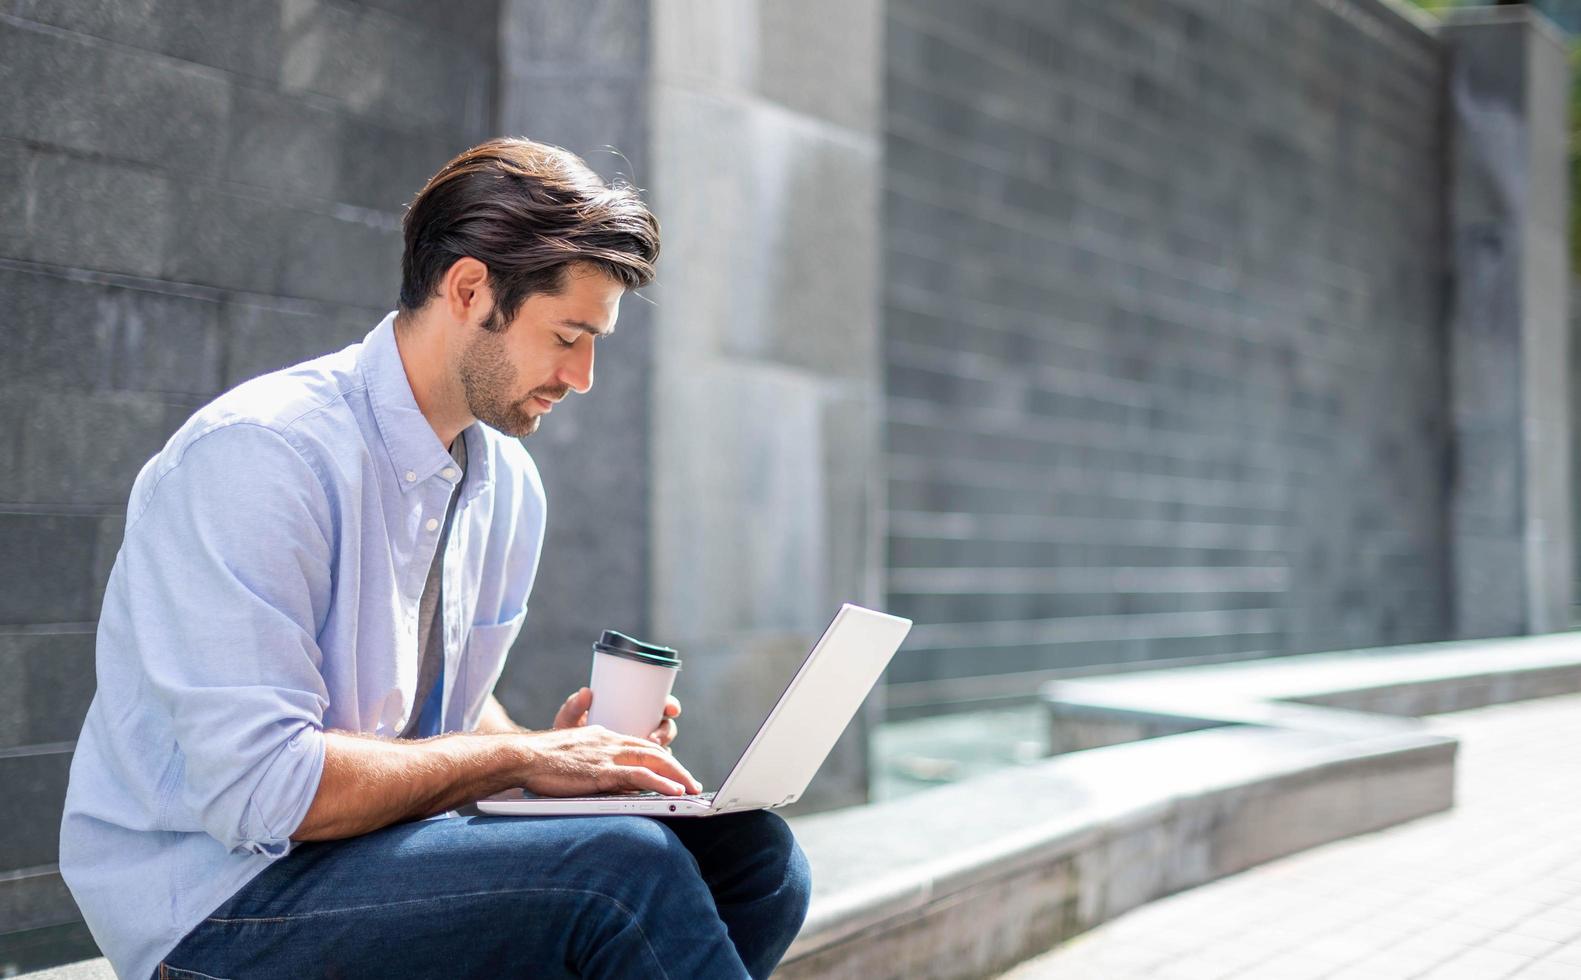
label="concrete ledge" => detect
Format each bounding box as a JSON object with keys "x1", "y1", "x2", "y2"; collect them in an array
[
  {"x1": 775, "y1": 632, "x2": 1581, "y2": 979},
  {"x1": 1047, "y1": 632, "x2": 1581, "y2": 754}
]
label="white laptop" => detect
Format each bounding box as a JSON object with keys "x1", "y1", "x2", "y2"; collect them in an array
[{"x1": 475, "y1": 603, "x2": 912, "y2": 817}]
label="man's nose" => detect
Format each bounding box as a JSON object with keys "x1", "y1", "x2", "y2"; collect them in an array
[{"x1": 561, "y1": 342, "x2": 594, "y2": 394}]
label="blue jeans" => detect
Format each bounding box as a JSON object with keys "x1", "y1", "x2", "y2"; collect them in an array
[{"x1": 153, "y1": 810, "x2": 812, "y2": 979}]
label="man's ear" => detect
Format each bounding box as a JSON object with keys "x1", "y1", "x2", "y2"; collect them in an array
[{"x1": 442, "y1": 257, "x2": 490, "y2": 324}]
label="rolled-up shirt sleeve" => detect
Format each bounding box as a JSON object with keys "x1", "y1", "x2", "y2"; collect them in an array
[{"x1": 121, "y1": 422, "x2": 332, "y2": 857}]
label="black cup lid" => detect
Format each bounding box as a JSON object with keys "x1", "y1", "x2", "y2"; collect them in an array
[{"x1": 594, "y1": 629, "x2": 681, "y2": 668}]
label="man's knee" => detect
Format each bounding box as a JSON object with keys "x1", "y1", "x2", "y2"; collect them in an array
[
  {"x1": 575, "y1": 815, "x2": 697, "y2": 880},
  {"x1": 745, "y1": 811, "x2": 808, "y2": 877},
  {"x1": 714, "y1": 810, "x2": 813, "y2": 918},
  {"x1": 761, "y1": 811, "x2": 813, "y2": 918}
]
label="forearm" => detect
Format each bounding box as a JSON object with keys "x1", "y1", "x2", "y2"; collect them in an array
[{"x1": 291, "y1": 729, "x2": 527, "y2": 843}]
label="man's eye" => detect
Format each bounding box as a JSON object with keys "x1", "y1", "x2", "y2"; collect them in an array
[{"x1": 555, "y1": 334, "x2": 577, "y2": 348}]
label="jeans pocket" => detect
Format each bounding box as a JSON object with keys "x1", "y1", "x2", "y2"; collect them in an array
[{"x1": 159, "y1": 964, "x2": 234, "y2": 980}]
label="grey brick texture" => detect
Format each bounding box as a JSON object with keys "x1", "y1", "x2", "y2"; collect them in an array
[
  {"x1": 0, "y1": 0, "x2": 499, "y2": 957},
  {"x1": 880, "y1": 0, "x2": 1459, "y2": 712}
]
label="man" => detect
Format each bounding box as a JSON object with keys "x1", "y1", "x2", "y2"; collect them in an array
[{"x1": 59, "y1": 138, "x2": 812, "y2": 979}]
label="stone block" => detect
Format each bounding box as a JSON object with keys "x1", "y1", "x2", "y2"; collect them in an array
[
  {"x1": 0, "y1": 870, "x2": 84, "y2": 937},
  {"x1": 0, "y1": 19, "x2": 229, "y2": 176},
  {"x1": 336, "y1": 118, "x2": 457, "y2": 214},
  {"x1": 2, "y1": 145, "x2": 172, "y2": 279},
  {"x1": 0, "y1": 392, "x2": 180, "y2": 507},
  {"x1": 1098, "y1": 819, "x2": 1177, "y2": 919},
  {"x1": 3, "y1": 0, "x2": 164, "y2": 53},
  {"x1": 651, "y1": 86, "x2": 881, "y2": 379},
  {"x1": 107, "y1": 290, "x2": 225, "y2": 396},
  {"x1": 224, "y1": 85, "x2": 342, "y2": 202},
  {"x1": 0, "y1": 750, "x2": 71, "y2": 870},
  {"x1": 500, "y1": 0, "x2": 647, "y2": 70},
  {"x1": 0, "y1": 268, "x2": 116, "y2": 392},
  {"x1": 0, "y1": 270, "x2": 225, "y2": 397},
  {"x1": 162, "y1": 182, "x2": 287, "y2": 295},
  {"x1": 1452, "y1": 533, "x2": 1528, "y2": 639},
  {"x1": 650, "y1": 0, "x2": 758, "y2": 94},
  {"x1": 155, "y1": 0, "x2": 288, "y2": 80},
  {"x1": 221, "y1": 301, "x2": 372, "y2": 388},
  {"x1": 278, "y1": 0, "x2": 489, "y2": 139},
  {"x1": 0, "y1": 143, "x2": 26, "y2": 257},
  {"x1": 276, "y1": 206, "x2": 402, "y2": 308},
  {"x1": 756, "y1": 0, "x2": 882, "y2": 134},
  {"x1": 778, "y1": 856, "x2": 1081, "y2": 980},
  {"x1": 0, "y1": 514, "x2": 104, "y2": 625},
  {"x1": 0, "y1": 631, "x2": 96, "y2": 750},
  {"x1": 1440, "y1": 8, "x2": 1571, "y2": 632},
  {"x1": 87, "y1": 512, "x2": 125, "y2": 617},
  {"x1": 356, "y1": 0, "x2": 501, "y2": 49},
  {"x1": 651, "y1": 360, "x2": 827, "y2": 641},
  {"x1": 6, "y1": 0, "x2": 285, "y2": 80},
  {"x1": 820, "y1": 392, "x2": 883, "y2": 614}
]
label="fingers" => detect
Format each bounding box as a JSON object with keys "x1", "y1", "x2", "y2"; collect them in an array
[
  {"x1": 648, "y1": 716, "x2": 678, "y2": 747},
  {"x1": 532, "y1": 725, "x2": 701, "y2": 797},
  {"x1": 656, "y1": 753, "x2": 701, "y2": 794},
  {"x1": 552, "y1": 687, "x2": 592, "y2": 729},
  {"x1": 616, "y1": 744, "x2": 701, "y2": 794},
  {"x1": 651, "y1": 697, "x2": 680, "y2": 746},
  {"x1": 610, "y1": 766, "x2": 684, "y2": 795}
]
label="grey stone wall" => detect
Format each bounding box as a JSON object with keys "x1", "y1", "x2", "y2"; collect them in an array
[
  {"x1": 0, "y1": 0, "x2": 498, "y2": 964},
  {"x1": 1440, "y1": 8, "x2": 1575, "y2": 637},
  {"x1": 880, "y1": 0, "x2": 1463, "y2": 714}
]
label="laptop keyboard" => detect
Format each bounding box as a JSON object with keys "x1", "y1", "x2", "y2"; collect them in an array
[{"x1": 547, "y1": 790, "x2": 716, "y2": 803}]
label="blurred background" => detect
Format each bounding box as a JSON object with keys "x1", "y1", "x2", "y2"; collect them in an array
[{"x1": 2, "y1": 0, "x2": 1577, "y2": 972}]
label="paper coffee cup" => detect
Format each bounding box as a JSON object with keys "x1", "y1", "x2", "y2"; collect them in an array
[{"x1": 586, "y1": 630, "x2": 681, "y2": 739}]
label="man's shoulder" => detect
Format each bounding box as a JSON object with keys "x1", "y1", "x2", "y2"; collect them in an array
[
  {"x1": 143, "y1": 347, "x2": 366, "y2": 491},
  {"x1": 207, "y1": 345, "x2": 364, "y2": 435}
]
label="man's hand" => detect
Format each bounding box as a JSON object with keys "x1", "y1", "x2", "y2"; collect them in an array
[
  {"x1": 553, "y1": 687, "x2": 683, "y2": 749},
  {"x1": 518, "y1": 723, "x2": 703, "y2": 797}
]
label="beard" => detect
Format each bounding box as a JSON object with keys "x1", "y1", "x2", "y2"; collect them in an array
[{"x1": 457, "y1": 304, "x2": 570, "y2": 438}]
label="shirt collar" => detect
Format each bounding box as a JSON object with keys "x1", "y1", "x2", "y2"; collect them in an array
[{"x1": 358, "y1": 311, "x2": 492, "y2": 497}]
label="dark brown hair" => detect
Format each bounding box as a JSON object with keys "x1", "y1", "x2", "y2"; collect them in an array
[{"x1": 397, "y1": 137, "x2": 660, "y2": 329}]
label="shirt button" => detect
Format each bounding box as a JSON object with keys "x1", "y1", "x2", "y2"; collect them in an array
[
  {"x1": 405, "y1": 470, "x2": 417, "y2": 482},
  {"x1": 441, "y1": 467, "x2": 458, "y2": 480},
  {"x1": 425, "y1": 517, "x2": 439, "y2": 532}
]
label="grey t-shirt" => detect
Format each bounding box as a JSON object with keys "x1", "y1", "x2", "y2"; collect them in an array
[{"x1": 399, "y1": 430, "x2": 468, "y2": 739}]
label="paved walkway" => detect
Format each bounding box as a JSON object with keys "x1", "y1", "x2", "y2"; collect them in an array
[{"x1": 998, "y1": 691, "x2": 1581, "y2": 980}]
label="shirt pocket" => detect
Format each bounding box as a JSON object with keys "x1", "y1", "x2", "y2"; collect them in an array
[{"x1": 456, "y1": 607, "x2": 528, "y2": 731}]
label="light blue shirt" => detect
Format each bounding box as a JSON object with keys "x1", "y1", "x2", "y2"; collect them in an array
[{"x1": 59, "y1": 312, "x2": 547, "y2": 980}]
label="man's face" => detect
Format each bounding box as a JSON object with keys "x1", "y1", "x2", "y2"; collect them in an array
[{"x1": 457, "y1": 263, "x2": 624, "y2": 438}]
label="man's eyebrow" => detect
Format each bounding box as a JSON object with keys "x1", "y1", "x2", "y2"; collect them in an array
[{"x1": 560, "y1": 318, "x2": 614, "y2": 338}]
